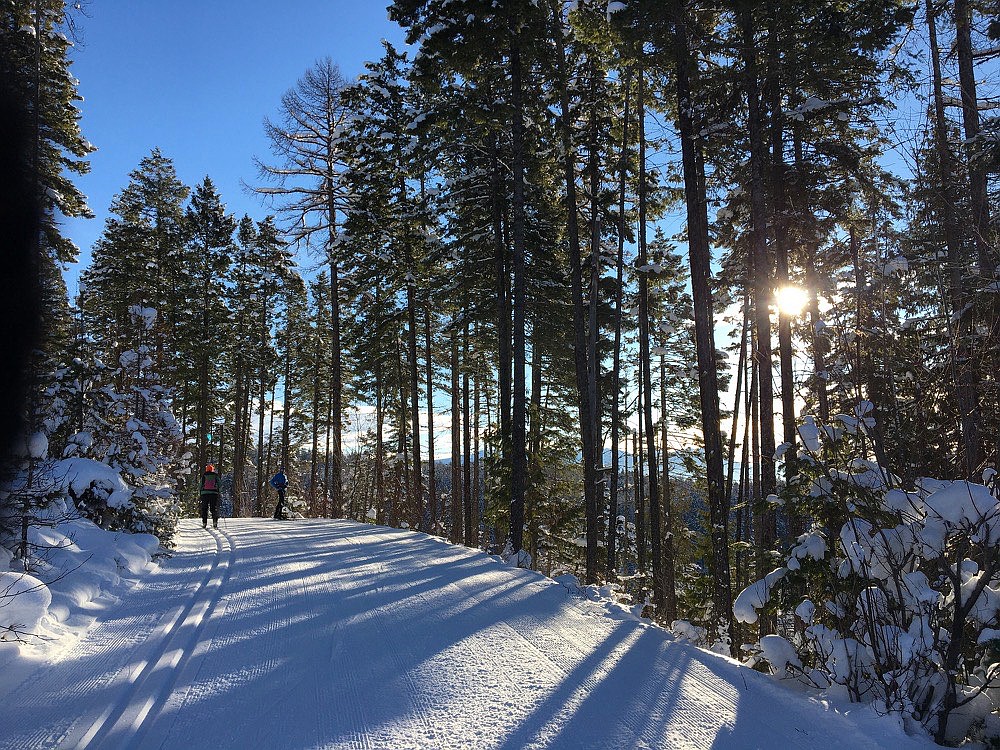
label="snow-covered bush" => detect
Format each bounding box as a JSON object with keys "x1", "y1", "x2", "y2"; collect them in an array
[
  {"x1": 36, "y1": 308, "x2": 185, "y2": 544},
  {"x1": 735, "y1": 409, "x2": 1000, "y2": 745}
]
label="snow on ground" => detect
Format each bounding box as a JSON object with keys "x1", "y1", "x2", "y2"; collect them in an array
[
  {"x1": 0, "y1": 519, "x2": 939, "y2": 749},
  {"x1": 0, "y1": 517, "x2": 160, "y2": 658}
]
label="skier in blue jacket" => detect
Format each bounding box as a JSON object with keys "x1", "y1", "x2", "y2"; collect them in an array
[{"x1": 270, "y1": 468, "x2": 288, "y2": 519}]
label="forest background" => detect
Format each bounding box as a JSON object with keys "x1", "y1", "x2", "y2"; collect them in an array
[{"x1": 3, "y1": 0, "x2": 1000, "y2": 744}]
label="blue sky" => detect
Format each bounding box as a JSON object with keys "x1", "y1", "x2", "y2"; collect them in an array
[{"x1": 63, "y1": 1, "x2": 406, "y2": 292}]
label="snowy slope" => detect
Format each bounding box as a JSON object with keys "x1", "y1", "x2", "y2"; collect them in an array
[{"x1": 0, "y1": 519, "x2": 937, "y2": 749}]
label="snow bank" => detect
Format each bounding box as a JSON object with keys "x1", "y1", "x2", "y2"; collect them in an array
[
  {"x1": 0, "y1": 517, "x2": 161, "y2": 651},
  {"x1": 0, "y1": 572, "x2": 51, "y2": 640}
]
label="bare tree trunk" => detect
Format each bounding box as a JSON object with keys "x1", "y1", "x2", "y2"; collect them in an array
[
  {"x1": 954, "y1": 0, "x2": 996, "y2": 278},
  {"x1": 233, "y1": 357, "x2": 245, "y2": 517},
  {"x1": 474, "y1": 366, "x2": 482, "y2": 547},
  {"x1": 659, "y1": 354, "x2": 677, "y2": 622},
  {"x1": 635, "y1": 422, "x2": 645, "y2": 576},
  {"x1": 463, "y1": 319, "x2": 473, "y2": 546},
  {"x1": 549, "y1": 0, "x2": 599, "y2": 579},
  {"x1": 675, "y1": 1, "x2": 735, "y2": 650},
  {"x1": 767, "y1": 10, "x2": 798, "y2": 528},
  {"x1": 586, "y1": 59, "x2": 604, "y2": 583},
  {"x1": 281, "y1": 340, "x2": 291, "y2": 476},
  {"x1": 374, "y1": 344, "x2": 386, "y2": 525},
  {"x1": 930, "y1": 0, "x2": 982, "y2": 478},
  {"x1": 726, "y1": 301, "x2": 750, "y2": 505},
  {"x1": 310, "y1": 340, "x2": 320, "y2": 516},
  {"x1": 608, "y1": 70, "x2": 630, "y2": 581},
  {"x1": 328, "y1": 247, "x2": 343, "y2": 518},
  {"x1": 425, "y1": 304, "x2": 437, "y2": 532},
  {"x1": 451, "y1": 324, "x2": 462, "y2": 544},
  {"x1": 508, "y1": 22, "x2": 529, "y2": 559},
  {"x1": 393, "y1": 335, "x2": 409, "y2": 529},
  {"x1": 637, "y1": 68, "x2": 665, "y2": 612},
  {"x1": 528, "y1": 328, "x2": 544, "y2": 562},
  {"x1": 257, "y1": 373, "x2": 267, "y2": 517}
]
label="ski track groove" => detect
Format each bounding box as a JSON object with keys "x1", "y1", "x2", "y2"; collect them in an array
[
  {"x1": 72, "y1": 524, "x2": 233, "y2": 749},
  {"x1": 141, "y1": 521, "x2": 293, "y2": 749},
  {"x1": 0, "y1": 523, "x2": 220, "y2": 750},
  {"x1": 124, "y1": 525, "x2": 239, "y2": 750}
]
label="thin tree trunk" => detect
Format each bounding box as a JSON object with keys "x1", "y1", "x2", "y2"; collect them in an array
[
  {"x1": 549, "y1": 0, "x2": 599, "y2": 580},
  {"x1": 310, "y1": 338, "x2": 321, "y2": 516},
  {"x1": 508, "y1": 21, "x2": 529, "y2": 559},
  {"x1": 608, "y1": 70, "x2": 630, "y2": 581},
  {"x1": 635, "y1": 422, "x2": 645, "y2": 576},
  {"x1": 659, "y1": 353, "x2": 677, "y2": 622},
  {"x1": 463, "y1": 319, "x2": 473, "y2": 546},
  {"x1": 451, "y1": 324, "x2": 462, "y2": 544},
  {"x1": 726, "y1": 301, "x2": 750, "y2": 505},
  {"x1": 767, "y1": 11, "x2": 798, "y2": 531},
  {"x1": 407, "y1": 282, "x2": 423, "y2": 529},
  {"x1": 394, "y1": 335, "x2": 409, "y2": 529},
  {"x1": 474, "y1": 366, "x2": 482, "y2": 547},
  {"x1": 328, "y1": 253, "x2": 343, "y2": 517},
  {"x1": 374, "y1": 338, "x2": 386, "y2": 525},
  {"x1": 492, "y1": 144, "x2": 512, "y2": 492},
  {"x1": 954, "y1": 0, "x2": 996, "y2": 278},
  {"x1": 528, "y1": 328, "x2": 544, "y2": 562},
  {"x1": 281, "y1": 340, "x2": 291, "y2": 475},
  {"x1": 425, "y1": 304, "x2": 437, "y2": 532},
  {"x1": 637, "y1": 68, "x2": 665, "y2": 612},
  {"x1": 233, "y1": 356, "x2": 245, "y2": 517},
  {"x1": 675, "y1": 1, "x2": 735, "y2": 650},
  {"x1": 930, "y1": 0, "x2": 982, "y2": 478},
  {"x1": 586, "y1": 58, "x2": 604, "y2": 583}
]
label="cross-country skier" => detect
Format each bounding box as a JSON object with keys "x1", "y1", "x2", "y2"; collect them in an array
[
  {"x1": 200, "y1": 464, "x2": 221, "y2": 528},
  {"x1": 270, "y1": 467, "x2": 288, "y2": 519}
]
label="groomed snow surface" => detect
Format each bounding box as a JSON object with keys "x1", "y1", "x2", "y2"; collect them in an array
[{"x1": 0, "y1": 519, "x2": 938, "y2": 749}]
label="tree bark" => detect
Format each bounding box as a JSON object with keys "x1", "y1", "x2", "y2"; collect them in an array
[
  {"x1": 425, "y1": 303, "x2": 437, "y2": 531},
  {"x1": 608, "y1": 70, "x2": 630, "y2": 581},
  {"x1": 637, "y1": 68, "x2": 665, "y2": 612},
  {"x1": 549, "y1": 0, "x2": 599, "y2": 579},
  {"x1": 674, "y1": 1, "x2": 735, "y2": 650},
  {"x1": 450, "y1": 324, "x2": 462, "y2": 544},
  {"x1": 954, "y1": 0, "x2": 996, "y2": 278},
  {"x1": 508, "y1": 22, "x2": 529, "y2": 558}
]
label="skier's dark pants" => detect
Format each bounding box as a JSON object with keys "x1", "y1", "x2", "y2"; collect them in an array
[
  {"x1": 201, "y1": 492, "x2": 220, "y2": 526},
  {"x1": 273, "y1": 488, "x2": 286, "y2": 519}
]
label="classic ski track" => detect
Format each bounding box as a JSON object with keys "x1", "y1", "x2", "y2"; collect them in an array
[
  {"x1": 311, "y1": 538, "x2": 375, "y2": 750},
  {"x1": 139, "y1": 521, "x2": 298, "y2": 749},
  {"x1": 0, "y1": 523, "x2": 218, "y2": 750},
  {"x1": 449, "y1": 566, "x2": 814, "y2": 749},
  {"x1": 121, "y1": 526, "x2": 239, "y2": 750},
  {"x1": 69, "y1": 523, "x2": 234, "y2": 749}
]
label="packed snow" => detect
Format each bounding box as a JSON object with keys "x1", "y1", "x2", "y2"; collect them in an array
[{"x1": 0, "y1": 518, "x2": 938, "y2": 749}]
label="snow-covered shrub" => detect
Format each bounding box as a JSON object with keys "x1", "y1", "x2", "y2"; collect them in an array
[{"x1": 735, "y1": 410, "x2": 1000, "y2": 745}]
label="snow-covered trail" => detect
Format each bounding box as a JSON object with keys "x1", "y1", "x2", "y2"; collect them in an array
[{"x1": 0, "y1": 519, "x2": 933, "y2": 750}]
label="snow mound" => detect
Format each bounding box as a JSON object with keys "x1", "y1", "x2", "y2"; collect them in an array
[
  {"x1": 1, "y1": 517, "x2": 160, "y2": 647},
  {"x1": 0, "y1": 572, "x2": 51, "y2": 639}
]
